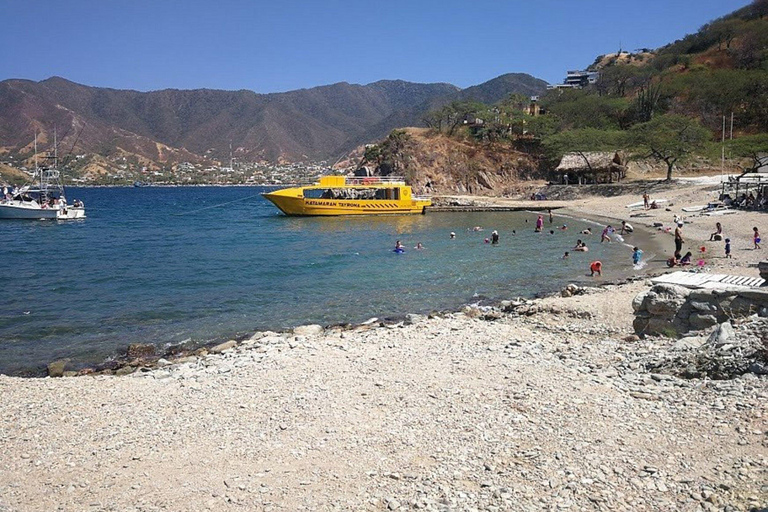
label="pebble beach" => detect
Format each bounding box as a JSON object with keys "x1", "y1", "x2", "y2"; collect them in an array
[{"x1": 1, "y1": 180, "x2": 766, "y2": 512}]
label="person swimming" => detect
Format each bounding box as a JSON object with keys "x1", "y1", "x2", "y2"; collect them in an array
[
  {"x1": 414, "y1": 242, "x2": 424, "y2": 250},
  {"x1": 581, "y1": 228, "x2": 592, "y2": 235},
  {"x1": 563, "y1": 251, "x2": 570, "y2": 259},
  {"x1": 394, "y1": 240, "x2": 405, "y2": 253},
  {"x1": 491, "y1": 230, "x2": 499, "y2": 244},
  {"x1": 450, "y1": 232, "x2": 456, "y2": 239}
]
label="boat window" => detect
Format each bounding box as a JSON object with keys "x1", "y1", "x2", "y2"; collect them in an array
[
  {"x1": 302, "y1": 187, "x2": 401, "y2": 200},
  {"x1": 303, "y1": 189, "x2": 329, "y2": 199}
]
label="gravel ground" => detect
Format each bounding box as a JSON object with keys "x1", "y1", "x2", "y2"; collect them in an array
[
  {"x1": 1, "y1": 182, "x2": 766, "y2": 511},
  {"x1": 1, "y1": 280, "x2": 766, "y2": 512}
]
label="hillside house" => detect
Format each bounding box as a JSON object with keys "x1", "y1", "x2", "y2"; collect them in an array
[{"x1": 554, "y1": 152, "x2": 626, "y2": 184}]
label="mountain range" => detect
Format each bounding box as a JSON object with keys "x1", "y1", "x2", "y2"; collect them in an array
[{"x1": 0, "y1": 74, "x2": 548, "y2": 169}]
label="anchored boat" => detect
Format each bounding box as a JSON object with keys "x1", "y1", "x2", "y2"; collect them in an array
[
  {"x1": 262, "y1": 175, "x2": 430, "y2": 216},
  {"x1": 0, "y1": 134, "x2": 85, "y2": 220}
]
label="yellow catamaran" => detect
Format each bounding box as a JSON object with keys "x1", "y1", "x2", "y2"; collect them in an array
[{"x1": 262, "y1": 175, "x2": 431, "y2": 216}]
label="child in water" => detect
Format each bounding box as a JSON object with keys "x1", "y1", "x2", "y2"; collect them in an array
[
  {"x1": 632, "y1": 247, "x2": 643, "y2": 265},
  {"x1": 725, "y1": 238, "x2": 731, "y2": 258},
  {"x1": 590, "y1": 261, "x2": 602, "y2": 277},
  {"x1": 563, "y1": 251, "x2": 569, "y2": 259}
]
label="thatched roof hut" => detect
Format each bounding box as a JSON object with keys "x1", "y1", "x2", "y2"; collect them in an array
[{"x1": 554, "y1": 151, "x2": 626, "y2": 184}]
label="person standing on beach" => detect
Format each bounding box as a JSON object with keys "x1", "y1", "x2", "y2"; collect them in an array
[
  {"x1": 535, "y1": 215, "x2": 543, "y2": 232},
  {"x1": 643, "y1": 192, "x2": 650, "y2": 210},
  {"x1": 754, "y1": 227, "x2": 761, "y2": 249},
  {"x1": 725, "y1": 238, "x2": 732, "y2": 258},
  {"x1": 674, "y1": 222, "x2": 684, "y2": 254}
]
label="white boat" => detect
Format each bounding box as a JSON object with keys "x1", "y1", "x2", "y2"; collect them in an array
[{"x1": 0, "y1": 133, "x2": 85, "y2": 220}]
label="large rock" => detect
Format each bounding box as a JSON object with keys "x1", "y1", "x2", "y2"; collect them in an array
[
  {"x1": 293, "y1": 324, "x2": 324, "y2": 336},
  {"x1": 631, "y1": 291, "x2": 649, "y2": 312},
  {"x1": 645, "y1": 284, "x2": 690, "y2": 317},
  {"x1": 210, "y1": 340, "x2": 237, "y2": 353},
  {"x1": 688, "y1": 313, "x2": 718, "y2": 331},
  {"x1": 758, "y1": 260, "x2": 768, "y2": 283},
  {"x1": 127, "y1": 343, "x2": 156, "y2": 359},
  {"x1": 47, "y1": 359, "x2": 68, "y2": 378},
  {"x1": 707, "y1": 322, "x2": 735, "y2": 346}
]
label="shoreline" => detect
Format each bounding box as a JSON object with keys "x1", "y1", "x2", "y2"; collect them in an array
[
  {"x1": 2, "y1": 279, "x2": 765, "y2": 510},
  {"x1": 1, "y1": 179, "x2": 766, "y2": 510},
  {"x1": 11, "y1": 204, "x2": 670, "y2": 379}
]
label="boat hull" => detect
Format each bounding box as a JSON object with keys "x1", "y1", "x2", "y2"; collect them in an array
[
  {"x1": 0, "y1": 203, "x2": 85, "y2": 220},
  {"x1": 262, "y1": 192, "x2": 429, "y2": 216}
]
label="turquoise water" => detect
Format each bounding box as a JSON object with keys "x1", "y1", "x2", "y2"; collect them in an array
[{"x1": 0, "y1": 187, "x2": 637, "y2": 375}]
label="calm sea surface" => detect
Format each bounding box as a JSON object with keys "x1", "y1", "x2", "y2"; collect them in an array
[{"x1": 0, "y1": 186, "x2": 639, "y2": 375}]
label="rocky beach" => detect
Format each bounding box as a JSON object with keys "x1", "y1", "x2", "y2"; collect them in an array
[{"x1": 1, "y1": 180, "x2": 766, "y2": 511}]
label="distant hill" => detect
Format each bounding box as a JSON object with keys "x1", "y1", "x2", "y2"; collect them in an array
[{"x1": 0, "y1": 74, "x2": 548, "y2": 176}]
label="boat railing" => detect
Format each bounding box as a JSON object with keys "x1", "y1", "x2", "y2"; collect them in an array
[{"x1": 344, "y1": 176, "x2": 406, "y2": 185}]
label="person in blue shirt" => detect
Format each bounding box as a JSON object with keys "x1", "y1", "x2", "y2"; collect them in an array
[{"x1": 632, "y1": 247, "x2": 643, "y2": 265}]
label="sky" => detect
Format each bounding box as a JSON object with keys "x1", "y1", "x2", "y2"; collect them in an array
[{"x1": 0, "y1": 0, "x2": 751, "y2": 94}]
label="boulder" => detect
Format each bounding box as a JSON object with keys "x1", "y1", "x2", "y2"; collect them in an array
[
  {"x1": 210, "y1": 340, "x2": 237, "y2": 353},
  {"x1": 690, "y1": 301, "x2": 717, "y2": 313},
  {"x1": 404, "y1": 313, "x2": 427, "y2": 325},
  {"x1": 672, "y1": 336, "x2": 706, "y2": 351},
  {"x1": 127, "y1": 343, "x2": 156, "y2": 359},
  {"x1": 631, "y1": 291, "x2": 649, "y2": 312},
  {"x1": 707, "y1": 322, "x2": 735, "y2": 346},
  {"x1": 115, "y1": 365, "x2": 136, "y2": 376},
  {"x1": 645, "y1": 284, "x2": 690, "y2": 317},
  {"x1": 293, "y1": 324, "x2": 324, "y2": 336},
  {"x1": 47, "y1": 359, "x2": 68, "y2": 378},
  {"x1": 561, "y1": 283, "x2": 579, "y2": 298},
  {"x1": 736, "y1": 288, "x2": 768, "y2": 302},
  {"x1": 688, "y1": 313, "x2": 718, "y2": 331},
  {"x1": 758, "y1": 260, "x2": 768, "y2": 283}
]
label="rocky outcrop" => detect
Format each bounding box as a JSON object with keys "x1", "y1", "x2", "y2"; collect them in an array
[
  {"x1": 759, "y1": 260, "x2": 768, "y2": 283},
  {"x1": 640, "y1": 318, "x2": 768, "y2": 380},
  {"x1": 633, "y1": 284, "x2": 768, "y2": 336}
]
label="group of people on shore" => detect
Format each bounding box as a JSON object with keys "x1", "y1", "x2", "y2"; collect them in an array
[{"x1": 667, "y1": 220, "x2": 761, "y2": 267}]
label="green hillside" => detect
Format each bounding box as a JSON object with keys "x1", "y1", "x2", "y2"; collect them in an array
[{"x1": 411, "y1": 0, "x2": 768, "y2": 181}]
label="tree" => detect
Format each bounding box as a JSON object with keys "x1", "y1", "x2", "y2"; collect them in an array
[
  {"x1": 725, "y1": 133, "x2": 768, "y2": 170},
  {"x1": 628, "y1": 114, "x2": 711, "y2": 180}
]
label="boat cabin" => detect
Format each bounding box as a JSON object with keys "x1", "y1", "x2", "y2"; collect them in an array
[{"x1": 302, "y1": 175, "x2": 410, "y2": 201}]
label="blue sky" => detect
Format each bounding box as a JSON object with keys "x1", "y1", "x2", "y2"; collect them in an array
[{"x1": 0, "y1": 0, "x2": 750, "y2": 93}]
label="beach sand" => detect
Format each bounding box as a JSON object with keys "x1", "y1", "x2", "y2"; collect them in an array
[{"x1": 1, "y1": 180, "x2": 766, "y2": 511}]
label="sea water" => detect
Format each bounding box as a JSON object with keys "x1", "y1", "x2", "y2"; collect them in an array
[{"x1": 0, "y1": 186, "x2": 639, "y2": 375}]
